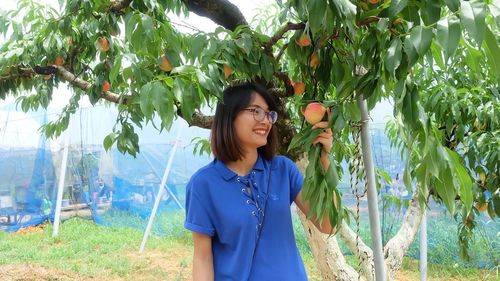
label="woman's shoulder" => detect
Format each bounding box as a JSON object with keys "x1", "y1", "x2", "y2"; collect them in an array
[
  {"x1": 189, "y1": 159, "x2": 218, "y2": 183},
  {"x1": 270, "y1": 155, "x2": 297, "y2": 168}
]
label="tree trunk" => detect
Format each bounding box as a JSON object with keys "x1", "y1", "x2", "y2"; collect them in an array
[
  {"x1": 295, "y1": 157, "x2": 428, "y2": 281},
  {"x1": 295, "y1": 157, "x2": 360, "y2": 281},
  {"x1": 297, "y1": 210, "x2": 361, "y2": 281},
  {"x1": 383, "y1": 192, "x2": 425, "y2": 280},
  {"x1": 338, "y1": 221, "x2": 377, "y2": 281}
]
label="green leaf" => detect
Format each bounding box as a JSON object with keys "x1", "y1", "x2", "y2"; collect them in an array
[
  {"x1": 385, "y1": 0, "x2": 408, "y2": 19},
  {"x1": 151, "y1": 81, "x2": 167, "y2": 109},
  {"x1": 384, "y1": 38, "x2": 402, "y2": 76},
  {"x1": 179, "y1": 82, "x2": 198, "y2": 123},
  {"x1": 139, "y1": 83, "x2": 154, "y2": 120},
  {"x1": 234, "y1": 33, "x2": 252, "y2": 55},
  {"x1": 103, "y1": 133, "x2": 116, "y2": 151},
  {"x1": 308, "y1": 0, "x2": 327, "y2": 33},
  {"x1": 434, "y1": 170, "x2": 456, "y2": 215},
  {"x1": 110, "y1": 54, "x2": 122, "y2": 84},
  {"x1": 125, "y1": 13, "x2": 139, "y2": 45},
  {"x1": 447, "y1": 148, "x2": 473, "y2": 214},
  {"x1": 409, "y1": 26, "x2": 434, "y2": 57},
  {"x1": 430, "y1": 42, "x2": 445, "y2": 70},
  {"x1": 141, "y1": 14, "x2": 154, "y2": 40},
  {"x1": 460, "y1": 0, "x2": 486, "y2": 46},
  {"x1": 195, "y1": 69, "x2": 217, "y2": 94},
  {"x1": 445, "y1": 0, "x2": 460, "y2": 12},
  {"x1": 189, "y1": 34, "x2": 206, "y2": 60},
  {"x1": 484, "y1": 27, "x2": 500, "y2": 85},
  {"x1": 344, "y1": 102, "x2": 361, "y2": 122},
  {"x1": 464, "y1": 41, "x2": 483, "y2": 72},
  {"x1": 491, "y1": 0, "x2": 500, "y2": 26},
  {"x1": 422, "y1": 1, "x2": 441, "y2": 25},
  {"x1": 493, "y1": 194, "x2": 500, "y2": 217},
  {"x1": 403, "y1": 168, "x2": 412, "y2": 192},
  {"x1": 436, "y1": 16, "x2": 461, "y2": 58},
  {"x1": 376, "y1": 167, "x2": 392, "y2": 185},
  {"x1": 259, "y1": 54, "x2": 274, "y2": 82},
  {"x1": 402, "y1": 86, "x2": 418, "y2": 128}
]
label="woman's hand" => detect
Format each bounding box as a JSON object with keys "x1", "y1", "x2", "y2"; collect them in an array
[{"x1": 312, "y1": 121, "x2": 333, "y2": 170}]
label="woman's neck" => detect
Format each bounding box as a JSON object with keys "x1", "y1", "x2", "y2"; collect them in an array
[{"x1": 225, "y1": 150, "x2": 258, "y2": 176}]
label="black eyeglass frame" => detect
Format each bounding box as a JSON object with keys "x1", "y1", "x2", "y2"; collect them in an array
[{"x1": 241, "y1": 107, "x2": 278, "y2": 124}]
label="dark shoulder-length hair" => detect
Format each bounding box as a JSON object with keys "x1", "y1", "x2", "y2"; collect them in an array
[{"x1": 211, "y1": 82, "x2": 278, "y2": 162}]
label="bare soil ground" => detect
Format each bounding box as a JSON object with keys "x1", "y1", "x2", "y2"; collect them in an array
[
  {"x1": 0, "y1": 232, "x2": 494, "y2": 281},
  {"x1": 0, "y1": 260, "x2": 491, "y2": 281}
]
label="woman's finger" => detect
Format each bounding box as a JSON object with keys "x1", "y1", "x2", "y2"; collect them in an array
[{"x1": 312, "y1": 121, "x2": 328, "y2": 130}]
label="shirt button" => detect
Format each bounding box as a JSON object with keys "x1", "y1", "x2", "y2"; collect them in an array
[
  {"x1": 251, "y1": 211, "x2": 256, "y2": 216},
  {"x1": 241, "y1": 188, "x2": 245, "y2": 192},
  {"x1": 246, "y1": 200, "x2": 250, "y2": 204}
]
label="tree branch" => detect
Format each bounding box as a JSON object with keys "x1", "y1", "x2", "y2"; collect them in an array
[
  {"x1": 110, "y1": 0, "x2": 132, "y2": 13},
  {"x1": 188, "y1": 111, "x2": 214, "y2": 129},
  {"x1": 338, "y1": 221, "x2": 376, "y2": 281},
  {"x1": 51, "y1": 65, "x2": 129, "y2": 104},
  {"x1": 182, "y1": 0, "x2": 247, "y2": 31},
  {"x1": 384, "y1": 189, "x2": 427, "y2": 280},
  {"x1": 274, "y1": 71, "x2": 294, "y2": 97},
  {"x1": 356, "y1": 16, "x2": 380, "y2": 27},
  {"x1": 263, "y1": 22, "x2": 305, "y2": 52}
]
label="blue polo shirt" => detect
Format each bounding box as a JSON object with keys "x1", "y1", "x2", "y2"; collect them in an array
[{"x1": 184, "y1": 155, "x2": 308, "y2": 281}]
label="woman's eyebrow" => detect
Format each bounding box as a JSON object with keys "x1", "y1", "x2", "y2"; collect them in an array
[{"x1": 247, "y1": 104, "x2": 269, "y2": 110}]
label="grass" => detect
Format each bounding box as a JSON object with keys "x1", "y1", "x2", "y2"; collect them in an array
[{"x1": 0, "y1": 210, "x2": 498, "y2": 280}]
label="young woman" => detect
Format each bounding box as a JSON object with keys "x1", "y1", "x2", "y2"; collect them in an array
[{"x1": 184, "y1": 82, "x2": 335, "y2": 281}]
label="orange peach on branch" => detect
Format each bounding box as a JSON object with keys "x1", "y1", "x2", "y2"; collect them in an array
[
  {"x1": 102, "y1": 81, "x2": 111, "y2": 92},
  {"x1": 159, "y1": 55, "x2": 173, "y2": 71},
  {"x1": 295, "y1": 33, "x2": 311, "y2": 47},
  {"x1": 304, "y1": 102, "x2": 327, "y2": 125},
  {"x1": 98, "y1": 37, "x2": 110, "y2": 52},
  {"x1": 309, "y1": 51, "x2": 319, "y2": 68},
  {"x1": 223, "y1": 64, "x2": 233, "y2": 79},
  {"x1": 291, "y1": 80, "x2": 305, "y2": 96}
]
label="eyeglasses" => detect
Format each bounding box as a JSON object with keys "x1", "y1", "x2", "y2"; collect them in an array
[{"x1": 241, "y1": 107, "x2": 278, "y2": 124}]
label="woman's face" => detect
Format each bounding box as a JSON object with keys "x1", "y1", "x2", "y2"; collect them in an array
[{"x1": 233, "y1": 93, "x2": 273, "y2": 153}]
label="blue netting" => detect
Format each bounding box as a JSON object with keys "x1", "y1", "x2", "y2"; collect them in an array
[
  {"x1": 0, "y1": 110, "x2": 56, "y2": 231},
  {"x1": 0, "y1": 104, "x2": 212, "y2": 234}
]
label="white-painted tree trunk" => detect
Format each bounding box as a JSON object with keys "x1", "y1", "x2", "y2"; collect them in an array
[
  {"x1": 383, "y1": 194, "x2": 425, "y2": 280},
  {"x1": 298, "y1": 211, "x2": 362, "y2": 281},
  {"x1": 295, "y1": 156, "x2": 427, "y2": 281},
  {"x1": 338, "y1": 220, "x2": 378, "y2": 281}
]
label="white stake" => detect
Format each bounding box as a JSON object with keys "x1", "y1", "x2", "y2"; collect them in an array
[
  {"x1": 139, "y1": 128, "x2": 182, "y2": 253},
  {"x1": 420, "y1": 209, "x2": 428, "y2": 281},
  {"x1": 357, "y1": 95, "x2": 386, "y2": 280},
  {"x1": 53, "y1": 120, "x2": 71, "y2": 237}
]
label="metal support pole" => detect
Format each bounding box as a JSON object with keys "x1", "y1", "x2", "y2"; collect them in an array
[
  {"x1": 140, "y1": 151, "x2": 183, "y2": 209},
  {"x1": 139, "y1": 128, "x2": 182, "y2": 253},
  {"x1": 420, "y1": 209, "x2": 428, "y2": 281},
  {"x1": 53, "y1": 125, "x2": 70, "y2": 237},
  {"x1": 357, "y1": 95, "x2": 386, "y2": 281}
]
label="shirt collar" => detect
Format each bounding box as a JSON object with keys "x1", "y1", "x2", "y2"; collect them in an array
[{"x1": 214, "y1": 154, "x2": 266, "y2": 181}]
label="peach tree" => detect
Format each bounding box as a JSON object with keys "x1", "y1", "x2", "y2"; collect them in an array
[{"x1": 1, "y1": 0, "x2": 499, "y2": 280}]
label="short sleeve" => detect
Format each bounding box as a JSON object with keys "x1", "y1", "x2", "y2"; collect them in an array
[
  {"x1": 184, "y1": 179, "x2": 215, "y2": 236},
  {"x1": 283, "y1": 157, "x2": 304, "y2": 203}
]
